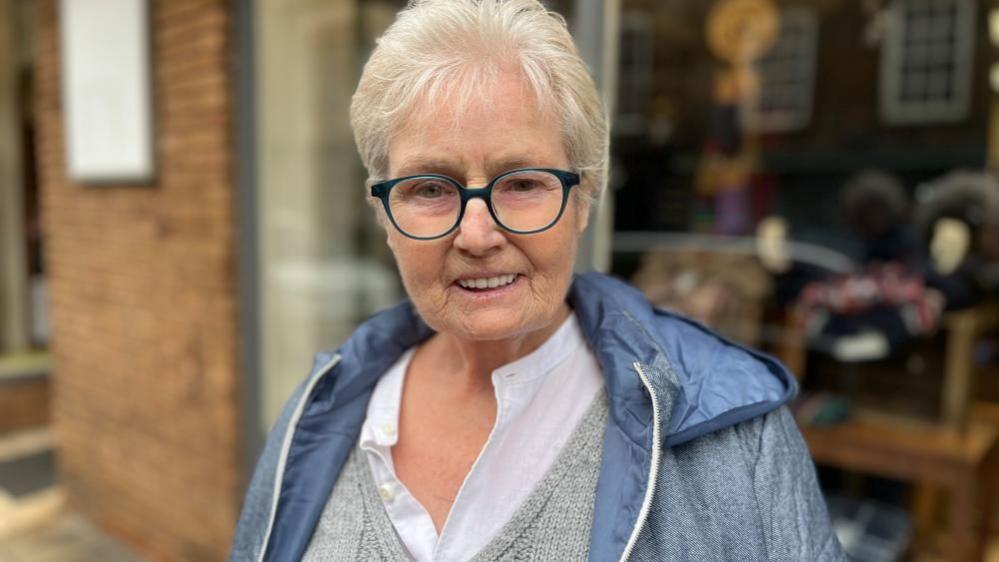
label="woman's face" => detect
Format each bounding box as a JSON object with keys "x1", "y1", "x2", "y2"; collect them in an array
[{"x1": 383, "y1": 73, "x2": 589, "y2": 342}]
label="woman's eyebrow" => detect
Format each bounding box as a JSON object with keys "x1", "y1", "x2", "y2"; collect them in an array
[
  {"x1": 396, "y1": 158, "x2": 461, "y2": 177},
  {"x1": 487, "y1": 157, "x2": 535, "y2": 176},
  {"x1": 395, "y1": 156, "x2": 542, "y2": 179}
]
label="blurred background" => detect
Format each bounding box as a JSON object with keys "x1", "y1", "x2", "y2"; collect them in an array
[{"x1": 1, "y1": 0, "x2": 999, "y2": 561}]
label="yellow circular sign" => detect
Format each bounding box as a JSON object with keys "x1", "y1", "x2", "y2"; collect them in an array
[{"x1": 706, "y1": 0, "x2": 781, "y2": 64}]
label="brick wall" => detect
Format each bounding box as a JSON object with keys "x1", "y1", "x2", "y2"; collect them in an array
[{"x1": 34, "y1": 1, "x2": 241, "y2": 561}]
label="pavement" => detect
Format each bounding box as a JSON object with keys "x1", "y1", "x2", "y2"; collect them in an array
[
  {"x1": 0, "y1": 428, "x2": 145, "y2": 562},
  {"x1": 0, "y1": 512, "x2": 147, "y2": 562}
]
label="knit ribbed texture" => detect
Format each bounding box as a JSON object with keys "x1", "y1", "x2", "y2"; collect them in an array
[{"x1": 303, "y1": 390, "x2": 608, "y2": 561}]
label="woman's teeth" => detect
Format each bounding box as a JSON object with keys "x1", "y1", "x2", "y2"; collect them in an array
[{"x1": 457, "y1": 274, "x2": 517, "y2": 290}]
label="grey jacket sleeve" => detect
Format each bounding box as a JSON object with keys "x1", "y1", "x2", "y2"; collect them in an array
[
  {"x1": 750, "y1": 406, "x2": 847, "y2": 561},
  {"x1": 228, "y1": 376, "x2": 311, "y2": 562}
]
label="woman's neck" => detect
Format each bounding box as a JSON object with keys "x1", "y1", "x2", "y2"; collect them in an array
[{"x1": 418, "y1": 303, "x2": 572, "y2": 397}]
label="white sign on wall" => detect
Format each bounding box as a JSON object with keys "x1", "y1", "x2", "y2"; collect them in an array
[{"x1": 59, "y1": 0, "x2": 154, "y2": 183}]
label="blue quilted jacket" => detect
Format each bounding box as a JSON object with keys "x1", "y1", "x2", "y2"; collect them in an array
[{"x1": 229, "y1": 272, "x2": 846, "y2": 561}]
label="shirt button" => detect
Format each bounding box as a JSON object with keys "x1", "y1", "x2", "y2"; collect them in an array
[
  {"x1": 378, "y1": 483, "x2": 395, "y2": 502},
  {"x1": 379, "y1": 422, "x2": 396, "y2": 438}
]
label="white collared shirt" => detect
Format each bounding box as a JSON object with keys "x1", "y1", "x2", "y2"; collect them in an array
[{"x1": 358, "y1": 313, "x2": 604, "y2": 562}]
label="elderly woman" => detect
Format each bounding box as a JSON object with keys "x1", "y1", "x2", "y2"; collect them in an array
[{"x1": 230, "y1": 1, "x2": 844, "y2": 561}]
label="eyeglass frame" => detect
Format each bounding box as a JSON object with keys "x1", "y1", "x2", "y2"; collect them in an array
[{"x1": 368, "y1": 167, "x2": 581, "y2": 241}]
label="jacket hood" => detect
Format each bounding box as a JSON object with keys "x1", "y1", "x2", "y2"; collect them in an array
[
  {"x1": 315, "y1": 271, "x2": 796, "y2": 449},
  {"x1": 568, "y1": 272, "x2": 796, "y2": 447}
]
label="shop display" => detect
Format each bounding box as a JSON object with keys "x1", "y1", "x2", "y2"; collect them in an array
[{"x1": 916, "y1": 171, "x2": 999, "y2": 309}]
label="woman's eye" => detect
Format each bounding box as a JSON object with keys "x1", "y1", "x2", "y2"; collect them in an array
[
  {"x1": 510, "y1": 180, "x2": 540, "y2": 192},
  {"x1": 413, "y1": 182, "x2": 447, "y2": 198}
]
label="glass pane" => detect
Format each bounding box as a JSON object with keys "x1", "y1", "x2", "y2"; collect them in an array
[
  {"x1": 610, "y1": 0, "x2": 993, "y2": 427},
  {"x1": 254, "y1": 0, "x2": 405, "y2": 431}
]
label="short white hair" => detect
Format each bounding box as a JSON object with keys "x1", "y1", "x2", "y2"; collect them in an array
[{"x1": 350, "y1": 0, "x2": 607, "y2": 199}]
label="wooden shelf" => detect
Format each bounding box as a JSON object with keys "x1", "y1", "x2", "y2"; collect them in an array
[
  {"x1": 803, "y1": 411, "x2": 997, "y2": 486},
  {"x1": 801, "y1": 410, "x2": 999, "y2": 562}
]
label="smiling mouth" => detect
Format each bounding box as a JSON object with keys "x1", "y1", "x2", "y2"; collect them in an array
[{"x1": 456, "y1": 274, "x2": 518, "y2": 290}]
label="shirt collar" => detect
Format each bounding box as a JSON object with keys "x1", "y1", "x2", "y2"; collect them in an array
[
  {"x1": 490, "y1": 313, "x2": 583, "y2": 386},
  {"x1": 359, "y1": 347, "x2": 412, "y2": 452},
  {"x1": 359, "y1": 313, "x2": 585, "y2": 452}
]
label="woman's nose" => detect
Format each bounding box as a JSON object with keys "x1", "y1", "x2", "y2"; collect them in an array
[{"x1": 453, "y1": 198, "x2": 506, "y2": 255}]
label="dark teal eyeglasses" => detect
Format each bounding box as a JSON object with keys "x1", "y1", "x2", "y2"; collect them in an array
[{"x1": 369, "y1": 168, "x2": 580, "y2": 240}]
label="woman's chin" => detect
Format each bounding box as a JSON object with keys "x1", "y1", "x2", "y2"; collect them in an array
[
  {"x1": 442, "y1": 304, "x2": 567, "y2": 344},
  {"x1": 450, "y1": 313, "x2": 530, "y2": 342},
  {"x1": 419, "y1": 277, "x2": 567, "y2": 342}
]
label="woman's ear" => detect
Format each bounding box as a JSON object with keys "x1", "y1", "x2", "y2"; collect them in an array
[
  {"x1": 574, "y1": 179, "x2": 595, "y2": 233},
  {"x1": 366, "y1": 195, "x2": 387, "y2": 225},
  {"x1": 576, "y1": 198, "x2": 591, "y2": 233},
  {"x1": 367, "y1": 196, "x2": 396, "y2": 248}
]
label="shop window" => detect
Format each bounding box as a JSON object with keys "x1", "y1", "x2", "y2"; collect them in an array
[
  {"x1": 743, "y1": 7, "x2": 819, "y2": 133},
  {"x1": 880, "y1": 0, "x2": 976, "y2": 125},
  {"x1": 615, "y1": 12, "x2": 654, "y2": 136}
]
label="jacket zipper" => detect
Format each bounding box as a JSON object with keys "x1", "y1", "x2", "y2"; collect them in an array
[
  {"x1": 618, "y1": 362, "x2": 662, "y2": 562},
  {"x1": 257, "y1": 354, "x2": 342, "y2": 562}
]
